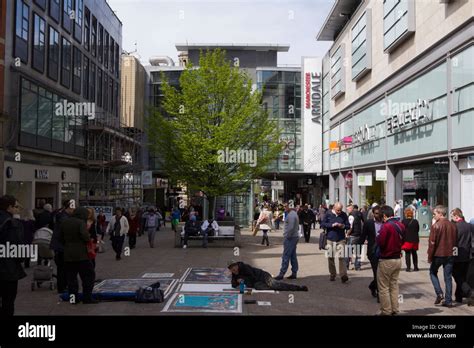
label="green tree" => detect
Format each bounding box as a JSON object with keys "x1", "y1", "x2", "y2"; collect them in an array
[{"x1": 148, "y1": 49, "x2": 282, "y2": 217}]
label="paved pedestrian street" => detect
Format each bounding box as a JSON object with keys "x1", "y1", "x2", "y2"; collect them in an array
[{"x1": 15, "y1": 227, "x2": 473, "y2": 316}]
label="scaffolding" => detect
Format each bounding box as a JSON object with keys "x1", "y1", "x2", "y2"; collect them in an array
[{"x1": 79, "y1": 112, "x2": 143, "y2": 209}]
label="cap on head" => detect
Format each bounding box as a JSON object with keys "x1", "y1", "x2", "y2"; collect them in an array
[{"x1": 227, "y1": 260, "x2": 238, "y2": 269}]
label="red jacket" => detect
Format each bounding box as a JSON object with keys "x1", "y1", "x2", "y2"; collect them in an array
[
  {"x1": 127, "y1": 215, "x2": 140, "y2": 235},
  {"x1": 377, "y1": 218, "x2": 405, "y2": 259}
]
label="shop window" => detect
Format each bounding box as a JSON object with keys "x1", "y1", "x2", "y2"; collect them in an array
[
  {"x1": 351, "y1": 9, "x2": 371, "y2": 81},
  {"x1": 383, "y1": 0, "x2": 415, "y2": 53},
  {"x1": 47, "y1": 26, "x2": 59, "y2": 81},
  {"x1": 32, "y1": 13, "x2": 46, "y2": 73},
  {"x1": 15, "y1": 0, "x2": 29, "y2": 63}
]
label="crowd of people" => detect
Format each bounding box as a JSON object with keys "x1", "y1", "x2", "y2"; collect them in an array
[{"x1": 1, "y1": 193, "x2": 473, "y2": 316}]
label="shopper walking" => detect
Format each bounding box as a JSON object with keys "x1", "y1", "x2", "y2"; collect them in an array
[
  {"x1": 106, "y1": 208, "x2": 129, "y2": 260},
  {"x1": 145, "y1": 208, "x2": 161, "y2": 248},
  {"x1": 376, "y1": 205, "x2": 405, "y2": 316},
  {"x1": 299, "y1": 204, "x2": 316, "y2": 243},
  {"x1": 428, "y1": 205, "x2": 457, "y2": 308},
  {"x1": 321, "y1": 202, "x2": 350, "y2": 283},
  {"x1": 256, "y1": 204, "x2": 273, "y2": 246},
  {"x1": 360, "y1": 206, "x2": 383, "y2": 299},
  {"x1": 275, "y1": 203, "x2": 300, "y2": 280},
  {"x1": 346, "y1": 204, "x2": 364, "y2": 271},
  {"x1": 401, "y1": 208, "x2": 420, "y2": 272},
  {"x1": 127, "y1": 208, "x2": 140, "y2": 249},
  {"x1": 0, "y1": 195, "x2": 26, "y2": 317},
  {"x1": 86, "y1": 208, "x2": 100, "y2": 269},
  {"x1": 451, "y1": 208, "x2": 473, "y2": 304}
]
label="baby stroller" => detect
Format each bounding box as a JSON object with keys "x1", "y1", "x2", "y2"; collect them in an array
[{"x1": 31, "y1": 226, "x2": 55, "y2": 291}]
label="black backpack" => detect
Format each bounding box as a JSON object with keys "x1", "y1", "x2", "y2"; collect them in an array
[{"x1": 135, "y1": 282, "x2": 164, "y2": 303}]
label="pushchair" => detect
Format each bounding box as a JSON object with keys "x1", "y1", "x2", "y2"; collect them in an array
[{"x1": 31, "y1": 226, "x2": 55, "y2": 291}]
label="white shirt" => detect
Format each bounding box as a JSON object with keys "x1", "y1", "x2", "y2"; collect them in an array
[
  {"x1": 201, "y1": 220, "x2": 219, "y2": 232},
  {"x1": 106, "y1": 215, "x2": 130, "y2": 236}
]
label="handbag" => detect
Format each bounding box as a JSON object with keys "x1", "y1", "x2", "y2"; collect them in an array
[
  {"x1": 135, "y1": 282, "x2": 164, "y2": 303},
  {"x1": 319, "y1": 230, "x2": 327, "y2": 250},
  {"x1": 87, "y1": 240, "x2": 98, "y2": 259}
]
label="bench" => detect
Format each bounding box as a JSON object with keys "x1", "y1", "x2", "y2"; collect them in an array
[{"x1": 174, "y1": 220, "x2": 241, "y2": 248}]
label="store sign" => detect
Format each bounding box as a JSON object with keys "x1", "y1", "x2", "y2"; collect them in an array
[
  {"x1": 302, "y1": 57, "x2": 323, "y2": 174},
  {"x1": 35, "y1": 169, "x2": 49, "y2": 180},
  {"x1": 141, "y1": 171, "x2": 153, "y2": 186},
  {"x1": 354, "y1": 124, "x2": 377, "y2": 145},
  {"x1": 376, "y1": 170, "x2": 387, "y2": 181},
  {"x1": 387, "y1": 99, "x2": 431, "y2": 134},
  {"x1": 403, "y1": 170, "x2": 415, "y2": 181},
  {"x1": 357, "y1": 173, "x2": 373, "y2": 186},
  {"x1": 271, "y1": 181, "x2": 284, "y2": 190}
]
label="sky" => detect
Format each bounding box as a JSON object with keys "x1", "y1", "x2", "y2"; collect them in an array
[{"x1": 107, "y1": 0, "x2": 335, "y2": 67}]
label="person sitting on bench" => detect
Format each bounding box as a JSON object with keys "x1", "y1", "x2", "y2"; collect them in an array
[
  {"x1": 183, "y1": 215, "x2": 200, "y2": 249},
  {"x1": 200, "y1": 216, "x2": 219, "y2": 248},
  {"x1": 227, "y1": 260, "x2": 308, "y2": 292}
]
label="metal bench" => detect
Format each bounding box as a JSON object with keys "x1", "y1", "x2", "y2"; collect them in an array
[{"x1": 174, "y1": 220, "x2": 241, "y2": 248}]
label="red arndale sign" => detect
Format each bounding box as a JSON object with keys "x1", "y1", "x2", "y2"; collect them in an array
[{"x1": 305, "y1": 73, "x2": 311, "y2": 109}]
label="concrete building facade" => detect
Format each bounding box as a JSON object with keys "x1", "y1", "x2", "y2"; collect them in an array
[{"x1": 317, "y1": 0, "x2": 474, "y2": 232}]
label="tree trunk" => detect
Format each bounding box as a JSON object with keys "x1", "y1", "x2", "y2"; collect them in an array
[{"x1": 207, "y1": 195, "x2": 216, "y2": 219}]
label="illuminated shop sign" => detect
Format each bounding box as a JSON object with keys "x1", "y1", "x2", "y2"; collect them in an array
[{"x1": 387, "y1": 99, "x2": 431, "y2": 134}]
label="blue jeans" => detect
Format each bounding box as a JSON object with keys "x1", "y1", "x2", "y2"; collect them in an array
[
  {"x1": 345, "y1": 236, "x2": 361, "y2": 270},
  {"x1": 279, "y1": 237, "x2": 299, "y2": 276},
  {"x1": 430, "y1": 256, "x2": 454, "y2": 304}
]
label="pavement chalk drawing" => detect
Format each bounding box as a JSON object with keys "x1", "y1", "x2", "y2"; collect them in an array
[
  {"x1": 162, "y1": 292, "x2": 242, "y2": 313},
  {"x1": 180, "y1": 267, "x2": 232, "y2": 283},
  {"x1": 93, "y1": 278, "x2": 177, "y2": 299}
]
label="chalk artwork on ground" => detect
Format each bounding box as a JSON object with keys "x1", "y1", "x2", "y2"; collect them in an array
[
  {"x1": 141, "y1": 273, "x2": 175, "y2": 279},
  {"x1": 180, "y1": 267, "x2": 232, "y2": 283},
  {"x1": 93, "y1": 278, "x2": 178, "y2": 299},
  {"x1": 162, "y1": 292, "x2": 242, "y2": 313}
]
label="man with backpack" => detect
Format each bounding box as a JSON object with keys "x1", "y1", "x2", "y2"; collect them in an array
[
  {"x1": 376, "y1": 205, "x2": 405, "y2": 315},
  {"x1": 0, "y1": 195, "x2": 26, "y2": 316},
  {"x1": 299, "y1": 204, "x2": 316, "y2": 243},
  {"x1": 106, "y1": 208, "x2": 129, "y2": 260},
  {"x1": 346, "y1": 204, "x2": 364, "y2": 271},
  {"x1": 145, "y1": 208, "x2": 162, "y2": 248}
]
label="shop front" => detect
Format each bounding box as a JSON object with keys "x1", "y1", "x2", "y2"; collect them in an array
[{"x1": 4, "y1": 162, "x2": 80, "y2": 212}]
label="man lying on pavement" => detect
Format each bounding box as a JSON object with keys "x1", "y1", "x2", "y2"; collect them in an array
[{"x1": 227, "y1": 260, "x2": 308, "y2": 292}]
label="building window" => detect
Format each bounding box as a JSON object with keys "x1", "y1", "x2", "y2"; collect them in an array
[
  {"x1": 103, "y1": 74, "x2": 108, "y2": 111},
  {"x1": 110, "y1": 38, "x2": 115, "y2": 74},
  {"x1": 114, "y1": 81, "x2": 119, "y2": 117},
  {"x1": 83, "y1": 6, "x2": 90, "y2": 50},
  {"x1": 73, "y1": 0, "x2": 83, "y2": 43},
  {"x1": 83, "y1": 55, "x2": 89, "y2": 99},
  {"x1": 91, "y1": 16, "x2": 97, "y2": 57},
  {"x1": 104, "y1": 31, "x2": 109, "y2": 69},
  {"x1": 97, "y1": 68, "x2": 102, "y2": 107},
  {"x1": 351, "y1": 9, "x2": 372, "y2": 81},
  {"x1": 331, "y1": 44, "x2": 345, "y2": 99},
  {"x1": 61, "y1": 36, "x2": 71, "y2": 88},
  {"x1": 62, "y1": 0, "x2": 73, "y2": 33},
  {"x1": 15, "y1": 0, "x2": 29, "y2": 63},
  {"x1": 98, "y1": 23, "x2": 103, "y2": 63},
  {"x1": 90, "y1": 62, "x2": 96, "y2": 102},
  {"x1": 115, "y1": 42, "x2": 119, "y2": 78},
  {"x1": 49, "y1": 0, "x2": 60, "y2": 23},
  {"x1": 383, "y1": 0, "x2": 415, "y2": 53},
  {"x1": 47, "y1": 26, "x2": 59, "y2": 81},
  {"x1": 72, "y1": 46, "x2": 81, "y2": 94},
  {"x1": 34, "y1": 0, "x2": 46, "y2": 10},
  {"x1": 32, "y1": 13, "x2": 46, "y2": 73},
  {"x1": 108, "y1": 76, "x2": 113, "y2": 112}
]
